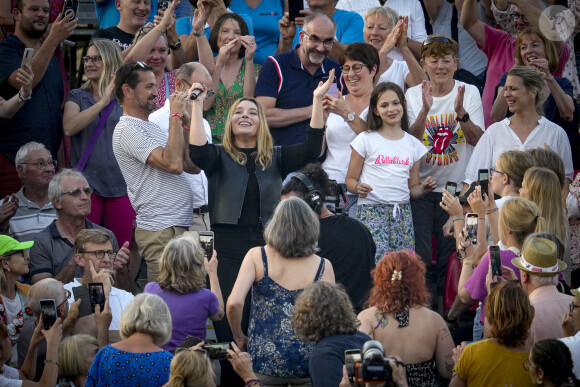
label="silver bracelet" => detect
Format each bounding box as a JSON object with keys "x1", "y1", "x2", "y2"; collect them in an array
[{"x1": 18, "y1": 88, "x2": 31, "y2": 102}]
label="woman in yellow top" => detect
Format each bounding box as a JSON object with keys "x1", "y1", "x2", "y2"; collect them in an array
[{"x1": 451, "y1": 281, "x2": 534, "y2": 387}]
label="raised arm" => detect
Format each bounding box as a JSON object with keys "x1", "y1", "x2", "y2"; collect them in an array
[
  {"x1": 0, "y1": 65, "x2": 32, "y2": 119},
  {"x1": 399, "y1": 17, "x2": 427, "y2": 87},
  {"x1": 311, "y1": 68, "x2": 334, "y2": 129},
  {"x1": 240, "y1": 36, "x2": 257, "y2": 98},
  {"x1": 424, "y1": 0, "x2": 445, "y2": 22},
  {"x1": 275, "y1": 12, "x2": 297, "y2": 55},
  {"x1": 205, "y1": 250, "x2": 224, "y2": 321},
  {"x1": 460, "y1": 0, "x2": 485, "y2": 48},
  {"x1": 189, "y1": 82, "x2": 210, "y2": 145},
  {"x1": 408, "y1": 81, "x2": 432, "y2": 140},
  {"x1": 63, "y1": 78, "x2": 116, "y2": 136}
]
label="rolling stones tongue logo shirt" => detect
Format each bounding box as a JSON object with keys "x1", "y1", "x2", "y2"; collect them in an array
[{"x1": 405, "y1": 81, "x2": 485, "y2": 192}]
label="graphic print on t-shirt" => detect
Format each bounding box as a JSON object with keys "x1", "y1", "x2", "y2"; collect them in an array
[{"x1": 422, "y1": 113, "x2": 465, "y2": 166}]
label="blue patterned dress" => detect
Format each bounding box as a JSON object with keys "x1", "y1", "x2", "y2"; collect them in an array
[
  {"x1": 85, "y1": 345, "x2": 173, "y2": 386},
  {"x1": 247, "y1": 247, "x2": 325, "y2": 378}
]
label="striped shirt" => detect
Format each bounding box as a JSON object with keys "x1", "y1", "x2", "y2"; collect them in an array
[
  {"x1": 112, "y1": 115, "x2": 193, "y2": 231},
  {"x1": 1, "y1": 187, "x2": 57, "y2": 242}
]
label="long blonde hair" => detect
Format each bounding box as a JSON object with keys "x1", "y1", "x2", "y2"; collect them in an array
[
  {"x1": 81, "y1": 39, "x2": 123, "y2": 98},
  {"x1": 222, "y1": 98, "x2": 273, "y2": 171},
  {"x1": 498, "y1": 197, "x2": 544, "y2": 246},
  {"x1": 523, "y1": 167, "x2": 567, "y2": 243}
]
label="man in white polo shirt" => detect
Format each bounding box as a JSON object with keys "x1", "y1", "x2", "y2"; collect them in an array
[
  {"x1": 112, "y1": 61, "x2": 199, "y2": 282},
  {"x1": 149, "y1": 62, "x2": 213, "y2": 232}
]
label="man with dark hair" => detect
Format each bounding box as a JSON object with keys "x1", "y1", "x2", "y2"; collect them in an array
[
  {"x1": 112, "y1": 62, "x2": 199, "y2": 282},
  {"x1": 281, "y1": 163, "x2": 375, "y2": 312},
  {"x1": 0, "y1": 0, "x2": 76, "y2": 197}
]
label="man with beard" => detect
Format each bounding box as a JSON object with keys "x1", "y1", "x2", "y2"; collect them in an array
[
  {"x1": 112, "y1": 62, "x2": 199, "y2": 282},
  {"x1": 255, "y1": 12, "x2": 343, "y2": 146},
  {"x1": 0, "y1": 0, "x2": 76, "y2": 197}
]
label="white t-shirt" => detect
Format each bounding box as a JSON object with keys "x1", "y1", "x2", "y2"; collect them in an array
[
  {"x1": 112, "y1": 115, "x2": 194, "y2": 231},
  {"x1": 0, "y1": 365, "x2": 22, "y2": 387},
  {"x1": 149, "y1": 99, "x2": 212, "y2": 209},
  {"x1": 323, "y1": 107, "x2": 369, "y2": 183},
  {"x1": 560, "y1": 332, "x2": 580, "y2": 379},
  {"x1": 464, "y1": 117, "x2": 574, "y2": 184},
  {"x1": 405, "y1": 81, "x2": 484, "y2": 192},
  {"x1": 350, "y1": 131, "x2": 426, "y2": 205},
  {"x1": 376, "y1": 60, "x2": 410, "y2": 93},
  {"x1": 63, "y1": 278, "x2": 134, "y2": 330}
]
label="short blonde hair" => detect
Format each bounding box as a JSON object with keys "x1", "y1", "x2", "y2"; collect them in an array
[
  {"x1": 264, "y1": 196, "x2": 319, "y2": 258},
  {"x1": 165, "y1": 349, "x2": 214, "y2": 387},
  {"x1": 158, "y1": 235, "x2": 207, "y2": 294},
  {"x1": 119, "y1": 293, "x2": 172, "y2": 345},
  {"x1": 58, "y1": 334, "x2": 98, "y2": 381}
]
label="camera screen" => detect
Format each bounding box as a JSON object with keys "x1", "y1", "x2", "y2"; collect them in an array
[{"x1": 199, "y1": 233, "x2": 213, "y2": 259}]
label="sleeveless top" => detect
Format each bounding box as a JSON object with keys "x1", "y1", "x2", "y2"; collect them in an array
[{"x1": 247, "y1": 247, "x2": 325, "y2": 378}]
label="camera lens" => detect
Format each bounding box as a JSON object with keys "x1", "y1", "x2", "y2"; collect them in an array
[{"x1": 362, "y1": 340, "x2": 384, "y2": 360}]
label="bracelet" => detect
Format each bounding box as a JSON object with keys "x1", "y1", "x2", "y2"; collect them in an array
[
  {"x1": 478, "y1": 218, "x2": 486, "y2": 221},
  {"x1": 452, "y1": 217, "x2": 464, "y2": 223},
  {"x1": 182, "y1": 124, "x2": 190, "y2": 131},
  {"x1": 169, "y1": 113, "x2": 183, "y2": 120},
  {"x1": 486, "y1": 207, "x2": 498, "y2": 214},
  {"x1": 18, "y1": 88, "x2": 31, "y2": 102},
  {"x1": 44, "y1": 359, "x2": 58, "y2": 366},
  {"x1": 462, "y1": 260, "x2": 475, "y2": 269},
  {"x1": 192, "y1": 30, "x2": 205, "y2": 37},
  {"x1": 245, "y1": 380, "x2": 262, "y2": 387}
]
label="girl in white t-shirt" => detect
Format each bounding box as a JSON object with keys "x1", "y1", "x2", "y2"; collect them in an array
[{"x1": 346, "y1": 82, "x2": 436, "y2": 263}]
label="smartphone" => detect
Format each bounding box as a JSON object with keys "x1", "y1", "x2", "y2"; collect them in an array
[
  {"x1": 199, "y1": 231, "x2": 214, "y2": 260},
  {"x1": 203, "y1": 342, "x2": 231, "y2": 360},
  {"x1": 158, "y1": 0, "x2": 170, "y2": 12},
  {"x1": 445, "y1": 181, "x2": 457, "y2": 196},
  {"x1": 40, "y1": 299, "x2": 57, "y2": 330},
  {"x1": 466, "y1": 213, "x2": 478, "y2": 244},
  {"x1": 344, "y1": 349, "x2": 361, "y2": 365},
  {"x1": 288, "y1": 0, "x2": 304, "y2": 21},
  {"x1": 327, "y1": 82, "x2": 338, "y2": 99},
  {"x1": 489, "y1": 245, "x2": 502, "y2": 276},
  {"x1": 88, "y1": 282, "x2": 105, "y2": 313},
  {"x1": 21, "y1": 48, "x2": 34, "y2": 68},
  {"x1": 478, "y1": 169, "x2": 489, "y2": 199},
  {"x1": 61, "y1": 0, "x2": 78, "y2": 20},
  {"x1": 72, "y1": 285, "x2": 93, "y2": 317}
]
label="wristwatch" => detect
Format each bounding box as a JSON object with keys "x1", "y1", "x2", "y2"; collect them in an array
[
  {"x1": 345, "y1": 112, "x2": 356, "y2": 122},
  {"x1": 456, "y1": 112, "x2": 470, "y2": 123},
  {"x1": 192, "y1": 30, "x2": 205, "y2": 37},
  {"x1": 169, "y1": 40, "x2": 182, "y2": 50}
]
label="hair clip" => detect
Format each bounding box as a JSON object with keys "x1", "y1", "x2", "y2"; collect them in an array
[{"x1": 391, "y1": 270, "x2": 402, "y2": 281}]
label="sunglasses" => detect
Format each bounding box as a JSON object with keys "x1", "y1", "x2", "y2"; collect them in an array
[{"x1": 423, "y1": 36, "x2": 452, "y2": 46}]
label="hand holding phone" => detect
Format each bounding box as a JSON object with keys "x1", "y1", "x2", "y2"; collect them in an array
[
  {"x1": 288, "y1": 0, "x2": 304, "y2": 21},
  {"x1": 445, "y1": 181, "x2": 457, "y2": 196},
  {"x1": 489, "y1": 245, "x2": 502, "y2": 276},
  {"x1": 199, "y1": 231, "x2": 214, "y2": 260},
  {"x1": 477, "y1": 169, "x2": 489, "y2": 200},
  {"x1": 466, "y1": 213, "x2": 478, "y2": 244},
  {"x1": 21, "y1": 48, "x2": 34, "y2": 69},
  {"x1": 88, "y1": 282, "x2": 105, "y2": 313},
  {"x1": 40, "y1": 299, "x2": 57, "y2": 330}
]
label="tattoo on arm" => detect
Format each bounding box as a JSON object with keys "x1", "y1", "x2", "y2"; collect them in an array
[{"x1": 440, "y1": 325, "x2": 451, "y2": 341}]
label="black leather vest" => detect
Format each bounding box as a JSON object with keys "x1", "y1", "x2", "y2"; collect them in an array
[{"x1": 208, "y1": 145, "x2": 283, "y2": 226}]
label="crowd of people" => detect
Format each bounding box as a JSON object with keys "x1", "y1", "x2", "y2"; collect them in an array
[{"x1": 0, "y1": 0, "x2": 580, "y2": 385}]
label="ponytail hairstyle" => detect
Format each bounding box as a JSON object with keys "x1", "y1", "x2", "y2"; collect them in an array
[
  {"x1": 531, "y1": 339, "x2": 580, "y2": 387},
  {"x1": 498, "y1": 197, "x2": 544, "y2": 246}
]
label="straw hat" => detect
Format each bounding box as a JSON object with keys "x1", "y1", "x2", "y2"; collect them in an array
[
  {"x1": 511, "y1": 237, "x2": 567, "y2": 277},
  {"x1": 572, "y1": 286, "x2": 580, "y2": 298}
]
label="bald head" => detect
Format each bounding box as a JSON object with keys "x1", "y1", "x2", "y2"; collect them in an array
[
  {"x1": 176, "y1": 62, "x2": 212, "y2": 91},
  {"x1": 28, "y1": 278, "x2": 67, "y2": 318}
]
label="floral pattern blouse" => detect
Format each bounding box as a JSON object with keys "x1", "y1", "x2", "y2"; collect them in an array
[
  {"x1": 0, "y1": 282, "x2": 32, "y2": 346},
  {"x1": 247, "y1": 247, "x2": 325, "y2": 378}
]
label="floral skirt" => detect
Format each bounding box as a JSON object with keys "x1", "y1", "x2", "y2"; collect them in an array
[{"x1": 356, "y1": 203, "x2": 414, "y2": 264}]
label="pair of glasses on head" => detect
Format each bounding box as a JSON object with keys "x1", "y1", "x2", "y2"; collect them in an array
[
  {"x1": 423, "y1": 36, "x2": 452, "y2": 46},
  {"x1": 81, "y1": 55, "x2": 102, "y2": 64},
  {"x1": 81, "y1": 250, "x2": 118, "y2": 260},
  {"x1": 182, "y1": 80, "x2": 216, "y2": 98},
  {"x1": 130, "y1": 61, "x2": 148, "y2": 72},
  {"x1": 175, "y1": 347, "x2": 207, "y2": 355},
  {"x1": 56, "y1": 289, "x2": 72, "y2": 310},
  {"x1": 62, "y1": 187, "x2": 93, "y2": 198},
  {"x1": 21, "y1": 160, "x2": 57, "y2": 170},
  {"x1": 303, "y1": 31, "x2": 335, "y2": 48},
  {"x1": 570, "y1": 301, "x2": 580, "y2": 313},
  {"x1": 340, "y1": 64, "x2": 366, "y2": 74}
]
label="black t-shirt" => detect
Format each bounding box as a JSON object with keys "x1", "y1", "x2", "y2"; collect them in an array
[
  {"x1": 318, "y1": 215, "x2": 376, "y2": 313},
  {"x1": 309, "y1": 331, "x2": 371, "y2": 387},
  {"x1": 92, "y1": 27, "x2": 134, "y2": 50}
]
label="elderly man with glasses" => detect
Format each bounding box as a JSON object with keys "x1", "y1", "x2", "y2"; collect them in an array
[
  {"x1": 0, "y1": 142, "x2": 58, "y2": 243},
  {"x1": 29, "y1": 169, "x2": 130, "y2": 290}
]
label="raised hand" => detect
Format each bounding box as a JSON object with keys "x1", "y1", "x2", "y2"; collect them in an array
[
  {"x1": 278, "y1": 13, "x2": 297, "y2": 41},
  {"x1": 192, "y1": 1, "x2": 210, "y2": 32},
  {"x1": 48, "y1": 13, "x2": 77, "y2": 43},
  {"x1": 397, "y1": 16, "x2": 409, "y2": 50},
  {"x1": 422, "y1": 80, "x2": 433, "y2": 113},
  {"x1": 313, "y1": 68, "x2": 335, "y2": 100},
  {"x1": 0, "y1": 194, "x2": 18, "y2": 225},
  {"x1": 114, "y1": 241, "x2": 130, "y2": 272},
  {"x1": 381, "y1": 19, "x2": 403, "y2": 55},
  {"x1": 239, "y1": 35, "x2": 256, "y2": 61},
  {"x1": 16, "y1": 64, "x2": 33, "y2": 98},
  {"x1": 454, "y1": 84, "x2": 467, "y2": 117},
  {"x1": 169, "y1": 90, "x2": 190, "y2": 115}
]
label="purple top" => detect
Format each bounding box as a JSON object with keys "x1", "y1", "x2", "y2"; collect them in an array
[
  {"x1": 144, "y1": 282, "x2": 219, "y2": 352},
  {"x1": 464, "y1": 249, "x2": 521, "y2": 324}
]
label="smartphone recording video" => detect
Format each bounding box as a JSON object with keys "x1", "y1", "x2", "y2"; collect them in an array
[
  {"x1": 199, "y1": 231, "x2": 214, "y2": 260},
  {"x1": 40, "y1": 299, "x2": 57, "y2": 330},
  {"x1": 88, "y1": 282, "x2": 105, "y2": 313},
  {"x1": 445, "y1": 181, "x2": 457, "y2": 196},
  {"x1": 478, "y1": 169, "x2": 489, "y2": 199},
  {"x1": 203, "y1": 342, "x2": 231, "y2": 360},
  {"x1": 489, "y1": 245, "x2": 502, "y2": 276},
  {"x1": 466, "y1": 213, "x2": 478, "y2": 244}
]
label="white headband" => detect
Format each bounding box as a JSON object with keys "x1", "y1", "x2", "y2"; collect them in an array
[{"x1": 519, "y1": 255, "x2": 559, "y2": 273}]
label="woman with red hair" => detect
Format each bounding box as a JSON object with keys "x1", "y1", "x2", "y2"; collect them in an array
[{"x1": 358, "y1": 250, "x2": 454, "y2": 386}]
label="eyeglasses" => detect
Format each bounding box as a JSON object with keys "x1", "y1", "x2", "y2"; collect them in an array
[
  {"x1": 81, "y1": 55, "x2": 102, "y2": 64},
  {"x1": 423, "y1": 36, "x2": 452, "y2": 46},
  {"x1": 512, "y1": 13, "x2": 528, "y2": 23},
  {"x1": 570, "y1": 302, "x2": 580, "y2": 313},
  {"x1": 175, "y1": 347, "x2": 207, "y2": 355},
  {"x1": 491, "y1": 165, "x2": 511, "y2": 182},
  {"x1": 62, "y1": 187, "x2": 93, "y2": 198},
  {"x1": 302, "y1": 31, "x2": 335, "y2": 48},
  {"x1": 20, "y1": 160, "x2": 57, "y2": 170},
  {"x1": 341, "y1": 64, "x2": 365, "y2": 74},
  {"x1": 182, "y1": 80, "x2": 216, "y2": 97},
  {"x1": 81, "y1": 250, "x2": 118, "y2": 260},
  {"x1": 56, "y1": 289, "x2": 72, "y2": 310},
  {"x1": 1, "y1": 251, "x2": 24, "y2": 260},
  {"x1": 130, "y1": 61, "x2": 148, "y2": 72}
]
